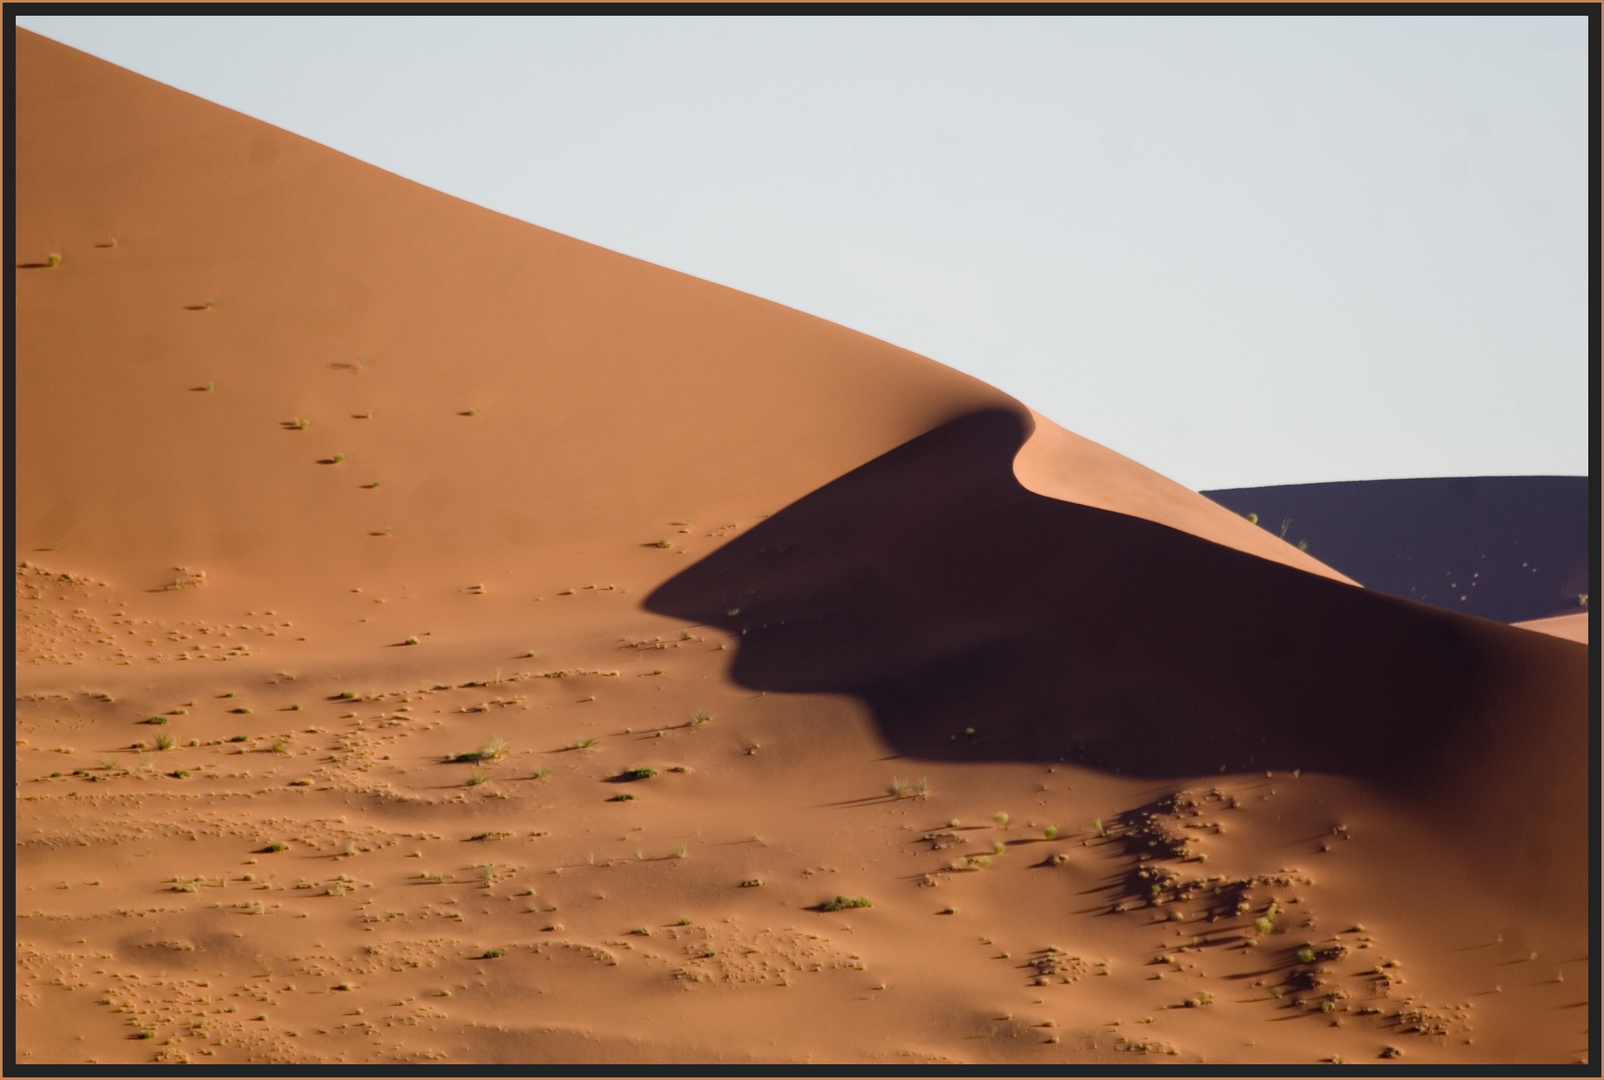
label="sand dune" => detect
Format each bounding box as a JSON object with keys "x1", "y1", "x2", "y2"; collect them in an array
[
  {"x1": 14, "y1": 29, "x2": 1591, "y2": 1067},
  {"x1": 1201, "y1": 477, "x2": 1590, "y2": 624},
  {"x1": 1512, "y1": 612, "x2": 1589, "y2": 644}
]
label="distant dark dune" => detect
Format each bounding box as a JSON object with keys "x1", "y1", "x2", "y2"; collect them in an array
[{"x1": 1200, "y1": 477, "x2": 1590, "y2": 624}]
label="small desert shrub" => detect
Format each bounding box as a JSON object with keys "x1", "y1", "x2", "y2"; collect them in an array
[
  {"x1": 1246, "y1": 512, "x2": 1259, "y2": 524},
  {"x1": 97, "y1": 758, "x2": 117, "y2": 770},
  {"x1": 531, "y1": 768, "x2": 550, "y2": 781},
  {"x1": 672, "y1": 844, "x2": 688, "y2": 859},
  {"x1": 677, "y1": 917, "x2": 692, "y2": 925},
  {"x1": 689, "y1": 710, "x2": 709, "y2": 726},
  {"x1": 611, "y1": 792, "x2": 636, "y2": 802},
  {"x1": 404, "y1": 637, "x2": 419, "y2": 646},
  {"x1": 153, "y1": 733, "x2": 175, "y2": 751},
  {"x1": 479, "y1": 733, "x2": 510, "y2": 760},
  {"x1": 914, "y1": 776, "x2": 930, "y2": 799},
  {"x1": 47, "y1": 252, "x2": 62, "y2": 267},
  {"x1": 653, "y1": 538, "x2": 671, "y2": 548},
  {"x1": 1296, "y1": 945, "x2": 1316, "y2": 964},
  {"x1": 170, "y1": 769, "x2": 190, "y2": 779},
  {"x1": 568, "y1": 738, "x2": 597, "y2": 750},
  {"x1": 1254, "y1": 916, "x2": 1276, "y2": 935},
  {"x1": 482, "y1": 948, "x2": 504, "y2": 959},
  {"x1": 271, "y1": 737, "x2": 291, "y2": 754},
  {"x1": 338, "y1": 690, "x2": 357, "y2": 700},
  {"x1": 821, "y1": 895, "x2": 873, "y2": 912},
  {"x1": 994, "y1": 811, "x2": 1010, "y2": 827},
  {"x1": 621, "y1": 767, "x2": 657, "y2": 781},
  {"x1": 887, "y1": 777, "x2": 910, "y2": 798},
  {"x1": 230, "y1": 707, "x2": 251, "y2": 714},
  {"x1": 465, "y1": 769, "x2": 489, "y2": 787},
  {"x1": 331, "y1": 453, "x2": 345, "y2": 464},
  {"x1": 146, "y1": 716, "x2": 169, "y2": 725},
  {"x1": 422, "y1": 871, "x2": 451, "y2": 883},
  {"x1": 289, "y1": 418, "x2": 309, "y2": 430},
  {"x1": 230, "y1": 734, "x2": 249, "y2": 742},
  {"x1": 265, "y1": 842, "x2": 288, "y2": 853},
  {"x1": 134, "y1": 1028, "x2": 154, "y2": 1039},
  {"x1": 1043, "y1": 826, "x2": 1059, "y2": 840},
  {"x1": 992, "y1": 842, "x2": 1006, "y2": 854}
]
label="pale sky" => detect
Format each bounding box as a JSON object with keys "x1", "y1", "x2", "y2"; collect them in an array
[{"x1": 18, "y1": 14, "x2": 1591, "y2": 489}]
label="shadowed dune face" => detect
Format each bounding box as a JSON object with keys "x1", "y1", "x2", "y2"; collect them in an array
[
  {"x1": 649, "y1": 408, "x2": 1589, "y2": 921},
  {"x1": 648, "y1": 409, "x2": 1496, "y2": 782}
]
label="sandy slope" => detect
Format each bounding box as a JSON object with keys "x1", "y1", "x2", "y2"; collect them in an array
[
  {"x1": 13, "y1": 30, "x2": 1591, "y2": 1068},
  {"x1": 1512, "y1": 613, "x2": 1589, "y2": 645}
]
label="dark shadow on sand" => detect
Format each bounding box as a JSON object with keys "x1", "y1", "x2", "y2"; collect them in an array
[{"x1": 647, "y1": 408, "x2": 1496, "y2": 784}]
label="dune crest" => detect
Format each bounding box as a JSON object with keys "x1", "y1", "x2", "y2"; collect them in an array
[{"x1": 1014, "y1": 410, "x2": 1356, "y2": 583}]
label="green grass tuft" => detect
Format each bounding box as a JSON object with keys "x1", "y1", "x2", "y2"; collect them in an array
[{"x1": 821, "y1": 895, "x2": 873, "y2": 912}]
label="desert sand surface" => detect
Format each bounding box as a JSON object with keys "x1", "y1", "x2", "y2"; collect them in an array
[
  {"x1": 1512, "y1": 613, "x2": 1589, "y2": 645},
  {"x1": 13, "y1": 29, "x2": 1592, "y2": 1068},
  {"x1": 1201, "y1": 477, "x2": 1590, "y2": 624}
]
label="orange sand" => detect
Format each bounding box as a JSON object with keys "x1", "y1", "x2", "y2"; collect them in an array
[
  {"x1": 14, "y1": 30, "x2": 1591, "y2": 1067},
  {"x1": 1513, "y1": 613, "x2": 1589, "y2": 645}
]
